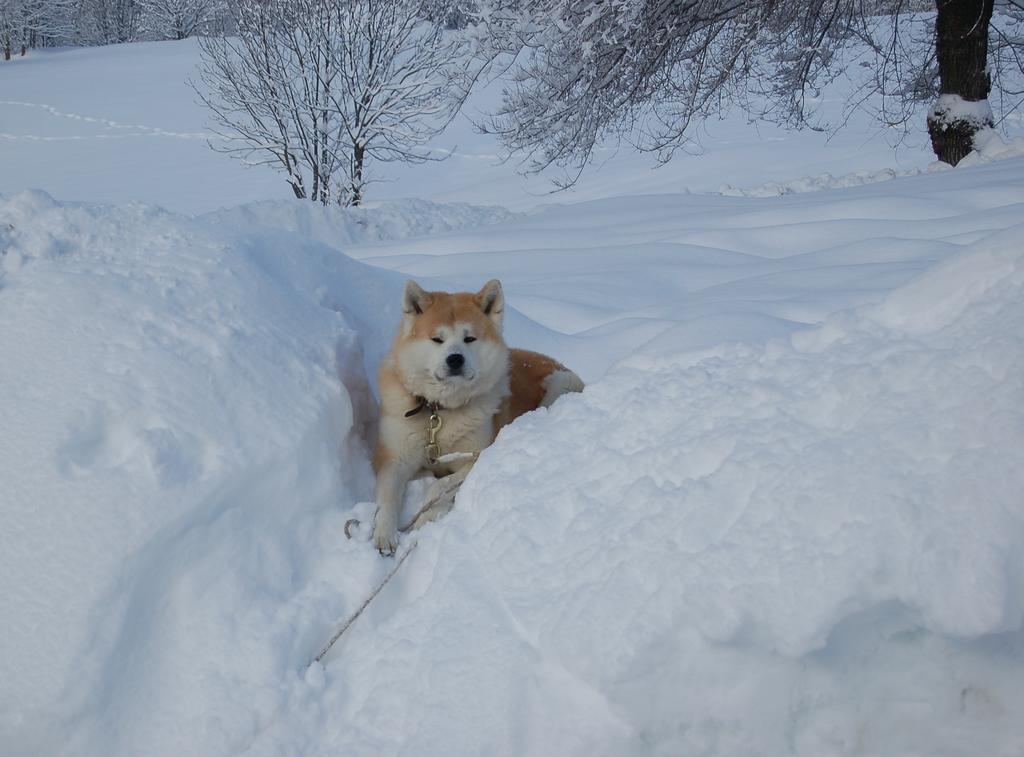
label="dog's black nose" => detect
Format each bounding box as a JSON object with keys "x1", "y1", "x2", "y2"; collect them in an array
[{"x1": 446, "y1": 353, "x2": 465, "y2": 371}]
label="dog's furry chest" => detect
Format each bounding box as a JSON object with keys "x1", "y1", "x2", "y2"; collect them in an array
[
  {"x1": 383, "y1": 393, "x2": 502, "y2": 474},
  {"x1": 415, "y1": 402, "x2": 495, "y2": 463}
]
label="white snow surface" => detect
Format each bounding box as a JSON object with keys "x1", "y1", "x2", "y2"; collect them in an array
[
  {"x1": 929, "y1": 94, "x2": 995, "y2": 128},
  {"x1": 354, "y1": 262, "x2": 1024, "y2": 757},
  {"x1": 0, "y1": 39, "x2": 954, "y2": 212},
  {"x1": 0, "y1": 189, "x2": 400, "y2": 756},
  {"x1": 3, "y1": 38, "x2": 1024, "y2": 757}
]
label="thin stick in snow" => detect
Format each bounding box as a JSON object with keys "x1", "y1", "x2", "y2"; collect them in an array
[{"x1": 310, "y1": 540, "x2": 419, "y2": 666}]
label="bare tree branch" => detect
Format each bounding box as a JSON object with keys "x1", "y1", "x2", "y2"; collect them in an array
[{"x1": 193, "y1": 0, "x2": 478, "y2": 206}]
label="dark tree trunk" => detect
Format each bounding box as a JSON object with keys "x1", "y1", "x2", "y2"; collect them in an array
[
  {"x1": 350, "y1": 143, "x2": 365, "y2": 207},
  {"x1": 316, "y1": 111, "x2": 329, "y2": 206},
  {"x1": 283, "y1": 151, "x2": 305, "y2": 199},
  {"x1": 927, "y1": 0, "x2": 995, "y2": 166},
  {"x1": 288, "y1": 168, "x2": 306, "y2": 200}
]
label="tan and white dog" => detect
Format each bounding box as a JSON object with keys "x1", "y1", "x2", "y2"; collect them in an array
[{"x1": 372, "y1": 279, "x2": 584, "y2": 555}]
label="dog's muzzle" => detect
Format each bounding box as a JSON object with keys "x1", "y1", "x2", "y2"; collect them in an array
[{"x1": 445, "y1": 352, "x2": 465, "y2": 375}]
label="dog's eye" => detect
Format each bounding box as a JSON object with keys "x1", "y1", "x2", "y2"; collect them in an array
[
  {"x1": 464, "y1": 336, "x2": 477, "y2": 343},
  {"x1": 431, "y1": 337, "x2": 444, "y2": 344}
]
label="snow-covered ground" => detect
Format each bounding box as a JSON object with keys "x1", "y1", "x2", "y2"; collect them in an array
[
  {"x1": 0, "y1": 38, "x2": 962, "y2": 213},
  {"x1": 2, "y1": 39, "x2": 1024, "y2": 757}
]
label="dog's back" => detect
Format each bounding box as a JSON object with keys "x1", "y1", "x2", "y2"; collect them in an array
[{"x1": 497, "y1": 348, "x2": 584, "y2": 429}]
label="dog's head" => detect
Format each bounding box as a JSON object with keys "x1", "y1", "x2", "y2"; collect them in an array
[{"x1": 394, "y1": 279, "x2": 510, "y2": 408}]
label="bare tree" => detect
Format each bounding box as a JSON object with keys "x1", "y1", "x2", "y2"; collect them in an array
[
  {"x1": 423, "y1": 0, "x2": 475, "y2": 29},
  {"x1": 1, "y1": 0, "x2": 20, "y2": 59},
  {"x1": 0, "y1": 0, "x2": 222, "y2": 48},
  {"x1": 1, "y1": 0, "x2": 41, "y2": 57},
  {"x1": 1, "y1": 0, "x2": 151, "y2": 54},
  {"x1": 27, "y1": 0, "x2": 76, "y2": 48},
  {"x1": 926, "y1": 0, "x2": 995, "y2": 164},
  {"x1": 138, "y1": 0, "x2": 225, "y2": 39},
  {"x1": 846, "y1": 1, "x2": 1016, "y2": 165},
  {"x1": 73, "y1": 0, "x2": 141, "y2": 43},
  {"x1": 474, "y1": 1, "x2": 863, "y2": 186},
  {"x1": 991, "y1": 2, "x2": 1024, "y2": 119},
  {"x1": 476, "y1": 0, "x2": 1024, "y2": 182},
  {"x1": 195, "y1": 0, "x2": 475, "y2": 206}
]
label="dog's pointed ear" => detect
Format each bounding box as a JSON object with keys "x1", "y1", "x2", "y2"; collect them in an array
[
  {"x1": 403, "y1": 280, "x2": 432, "y2": 316},
  {"x1": 476, "y1": 279, "x2": 504, "y2": 329}
]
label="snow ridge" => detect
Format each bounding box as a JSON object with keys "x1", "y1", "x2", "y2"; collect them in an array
[
  {"x1": 431, "y1": 225, "x2": 1024, "y2": 755},
  {"x1": 205, "y1": 197, "x2": 517, "y2": 250}
]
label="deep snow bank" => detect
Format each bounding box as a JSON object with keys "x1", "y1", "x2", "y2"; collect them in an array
[
  {"x1": 0, "y1": 190, "x2": 409, "y2": 755},
  {"x1": 293, "y1": 227, "x2": 1024, "y2": 756}
]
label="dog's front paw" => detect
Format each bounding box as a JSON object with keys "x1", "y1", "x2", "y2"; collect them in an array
[{"x1": 372, "y1": 523, "x2": 398, "y2": 556}]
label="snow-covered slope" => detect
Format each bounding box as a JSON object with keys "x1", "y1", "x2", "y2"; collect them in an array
[
  {"x1": 3, "y1": 34, "x2": 1024, "y2": 757},
  {"x1": 387, "y1": 231, "x2": 1024, "y2": 757},
  {"x1": 0, "y1": 189, "x2": 391, "y2": 755}
]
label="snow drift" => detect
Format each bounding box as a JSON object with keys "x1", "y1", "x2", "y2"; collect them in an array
[
  {"x1": 439, "y1": 230, "x2": 1024, "y2": 755},
  {"x1": 3, "y1": 163, "x2": 1024, "y2": 756},
  {"x1": 260, "y1": 223, "x2": 1024, "y2": 757},
  {"x1": 0, "y1": 189, "x2": 403, "y2": 755}
]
